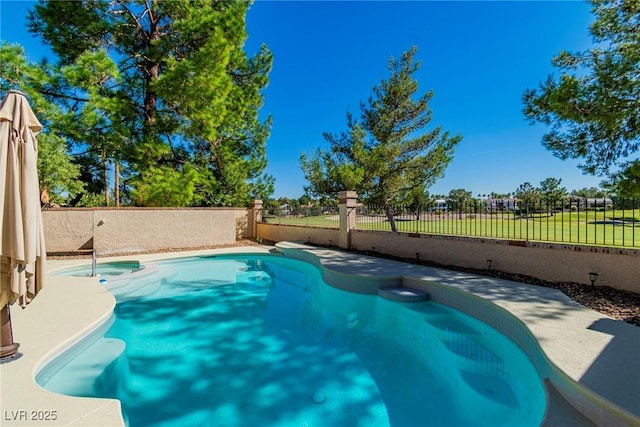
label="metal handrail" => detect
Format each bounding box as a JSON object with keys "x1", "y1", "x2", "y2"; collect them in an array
[{"x1": 91, "y1": 250, "x2": 97, "y2": 277}]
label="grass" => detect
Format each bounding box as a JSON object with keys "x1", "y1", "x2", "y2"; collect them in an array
[
  {"x1": 264, "y1": 209, "x2": 640, "y2": 248},
  {"x1": 264, "y1": 215, "x2": 340, "y2": 228}
]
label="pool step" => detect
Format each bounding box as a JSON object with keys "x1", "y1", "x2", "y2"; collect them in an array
[
  {"x1": 459, "y1": 370, "x2": 519, "y2": 408},
  {"x1": 104, "y1": 265, "x2": 176, "y2": 302},
  {"x1": 39, "y1": 337, "x2": 127, "y2": 398},
  {"x1": 378, "y1": 287, "x2": 430, "y2": 302}
]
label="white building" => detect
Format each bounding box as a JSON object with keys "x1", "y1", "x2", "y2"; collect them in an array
[
  {"x1": 484, "y1": 198, "x2": 518, "y2": 211},
  {"x1": 431, "y1": 199, "x2": 448, "y2": 212}
]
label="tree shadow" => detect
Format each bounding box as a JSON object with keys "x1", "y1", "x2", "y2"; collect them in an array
[
  {"x1": 103, "y1": 260, "x2": 390, "y2": 427},
  {"x1": 578, "y1": 318, "x2": 640, "y2": 419},
  {"x1": 310, "y1": 247, "x2": 640, "y2": 423},
  {"x1": 50, "y1": 255, "x2": 548, "y2": 426},
  {"x1": 311, "y1": 247, "x2": 589, "y2": 324}
]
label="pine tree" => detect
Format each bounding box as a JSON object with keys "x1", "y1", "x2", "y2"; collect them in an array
[
  {"x1": 28, "y1": 0, "x2": 273, "y2": 206},
  {"x1": 300, "y1": 47, "x2": 461, "y2": 231},
  {"x1": 523, "y1": 0, "x2": 639, "y2": 178},
  {"x1": 1, "y1": 42, "x2": 84, "y2": 205}
]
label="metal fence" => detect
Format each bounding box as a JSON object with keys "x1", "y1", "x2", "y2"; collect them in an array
[
  {"x1": 260, "y1": 198, "x2": 639, "y2": 248},
  {"x1": 358, "y1": 198, "x2": 639, "y2": 248},
  {"x1": 262, "y1": 205, "x2": 340, "y2": 228}
]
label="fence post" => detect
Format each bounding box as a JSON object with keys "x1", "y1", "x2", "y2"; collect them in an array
[
  {"x1": 338, "y1": 191, "x2": 357, "y2": 249},
  {"x1": 252, "y1": 199, "x2": 263, "y2": 238}
]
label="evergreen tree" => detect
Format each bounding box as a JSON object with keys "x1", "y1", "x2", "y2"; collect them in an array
[
  {"x1": 36, "y1": 133, "x2": 84, "y2": 205},
  {"x1": 28, "y1": 0, "x2": 273, "y2": 206},
  {"x1": 515, "y1": 182, "x2": 542, "y2": 216},
  {"x1": 1, "y1": 42, "x2": 84, "y2": 205},
  {"x1": 523, "y1": 0, "x2": 639, "y2": 177},
  {"x1": 601, "y1": 159, "x2": 640, "y2": 198},
  {"x1": 447, "y1": 188, "x2": 473, "y2": 210},
  {"x1": 539, "y1": 177, "x2": 567, "y2": 207},
  {"x1": 570, "y1": 186, "x2": 608, "y2": 198},
  {"x1": 300, "y1": 47, "x2": 461, "y2": 231}
]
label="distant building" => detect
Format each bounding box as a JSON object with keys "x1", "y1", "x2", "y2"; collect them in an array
[
  {"x1": 568, "y1": 197, "x2": 613, "y2": 209},
  {"x1": 484, "y1": 198, "x2": 518, "y2": 211},
  {"x1": 431, "y1": 199, "x2": 448, "y2": 212},
  {"x1": 279, "y1": 203, "x2": 291, "y2": 215}
]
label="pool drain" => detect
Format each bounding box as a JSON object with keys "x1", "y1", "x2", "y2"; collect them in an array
[{"x1": 312, "y1": 391, "x2": 326, "y2": 404}]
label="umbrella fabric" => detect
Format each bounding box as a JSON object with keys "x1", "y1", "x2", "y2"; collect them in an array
[{"x1": 0, "y1": 90, "x2": 46, "y2": 308}]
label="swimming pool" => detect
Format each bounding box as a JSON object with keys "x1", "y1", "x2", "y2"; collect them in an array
[
  {"x1": 40, "y1": 254, "x2": 546, "y2": 426},
  {"x1": 53, "y1": 261, "x2": 144, "y2": 278}
]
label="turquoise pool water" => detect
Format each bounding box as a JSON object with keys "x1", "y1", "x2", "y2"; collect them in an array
[
  {"x1": 53, "y1": 261, "x2": 143, "y2": 278},
  {"x1": 40, "y1": 255, "x2": 546, "y2": 426}
]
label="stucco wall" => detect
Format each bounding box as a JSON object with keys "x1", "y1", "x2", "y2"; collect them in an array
[
  {"x1": 257, "y1": 223, "x2": 340, "y2": 247},
  {"x1": 257, "y1": 223, "x2": 640, "y2": 293},
  {"x1": 43, "y1": 208, "x2": 250, "y2": 255},
  {"x1": 42, "y1": 210, "x2": 95, "y2": 252}
]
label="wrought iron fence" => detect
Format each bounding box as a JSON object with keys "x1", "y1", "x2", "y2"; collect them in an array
[
  {"x1": 262, "y1": 205, "x2": 340, "y2": 228},
  {"x1": 259, "y1": 198, "x2": 639, "y2": 248},
  {"x1": 358, "y1": 198, "x2": 639, "y2": 248}
]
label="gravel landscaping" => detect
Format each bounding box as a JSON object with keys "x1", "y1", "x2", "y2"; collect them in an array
[
  {"x1": 469, "y1": 268, "x2": 640, "y2": 327},
  {"x1": 350, "y1": 247, "x2": 640, "y2": 328}
]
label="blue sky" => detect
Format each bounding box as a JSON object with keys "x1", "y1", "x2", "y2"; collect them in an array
[{"x1": 1, "y1": 0, "x2": 603, "y2": 199}]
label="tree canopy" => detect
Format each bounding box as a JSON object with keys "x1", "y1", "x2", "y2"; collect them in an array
[
  {"x1": 1, "y1": 43, "x2": 87, "y2": 205},
  {"x1": 539, "y1": 177, "x2": 568, "y2": 205},
  {"x1": 446, "y1": 188, "x2": 473, "y2": 208},
  {"x1": 300, "y1": 46, "x2": 461, "y2": 231},
  {"x1": 9, "y1": 0, "x2": 273, "y2": 207},
  {"x1": 514, "y1": 182, "x2": 542, "y2": 209},
  {"x1": 601, "y1": 159, "x2": 640, "y2": 198},
  {"x1": 522, "y1": 0, "x2": 639, "y2": 178}
]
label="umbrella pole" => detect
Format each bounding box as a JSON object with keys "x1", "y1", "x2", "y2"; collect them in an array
[{"x1": 0, "y1": 304, "x2": 20, "y2": 360}]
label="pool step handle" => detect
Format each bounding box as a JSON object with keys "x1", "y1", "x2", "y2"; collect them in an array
[{"x1": 91, "y1": 250, "x2": 97, "y2": 277}]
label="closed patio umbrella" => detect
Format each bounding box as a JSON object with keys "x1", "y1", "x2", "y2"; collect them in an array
[{"x1": 0, "y1": 90, "x2": 47, "y2": 361}]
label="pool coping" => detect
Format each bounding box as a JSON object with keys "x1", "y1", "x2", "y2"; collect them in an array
[
  {"x1": 1, "y1": 243, "x2": 638, "y2": 426},
  {"x1": 276, "y1": 241, "x2": 640, "y2": 427},
  {"x1": 0, "y1": 246, "x2": 273, "y2": 426}
]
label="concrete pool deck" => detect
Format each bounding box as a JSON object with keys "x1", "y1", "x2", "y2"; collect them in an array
[{"x1": 0, "y1": 243, "x2": 638, "y2": 426}]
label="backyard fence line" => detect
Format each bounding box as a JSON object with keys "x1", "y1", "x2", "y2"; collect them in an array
[
  {"x1": 358, "y1": 198, "x2": 638, "y2": 248},
  {"x1": 262, "y1": 197, "x2": 639, "y2": 248}
]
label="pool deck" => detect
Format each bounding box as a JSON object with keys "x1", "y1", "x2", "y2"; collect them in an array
[{"x1": 1, "y1": 243, "x2": 638, "y2": 426}]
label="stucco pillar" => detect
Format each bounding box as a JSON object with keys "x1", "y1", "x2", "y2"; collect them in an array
[
  {"x1": 338, "y1": 191, "x2": 357, "y2": 249},
  {"x1": 252, "y1": 200, "x2": 263, "y2": 238}
]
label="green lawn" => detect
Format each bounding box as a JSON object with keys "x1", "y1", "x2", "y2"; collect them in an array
[
  {"x1": 263, "y1": 215, "x2": 340, "y2": 228},
  {"x1": 265, "y1": 209, "x2": 640, "y2": 248}
]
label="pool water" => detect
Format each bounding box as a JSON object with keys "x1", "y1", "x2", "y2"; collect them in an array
[
  {"x1": 53, "y1": 261, "x2": 143, "y2": 278},
  {"x1": 40, "y1": 255, "x2": 546, "y2": 426}
]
